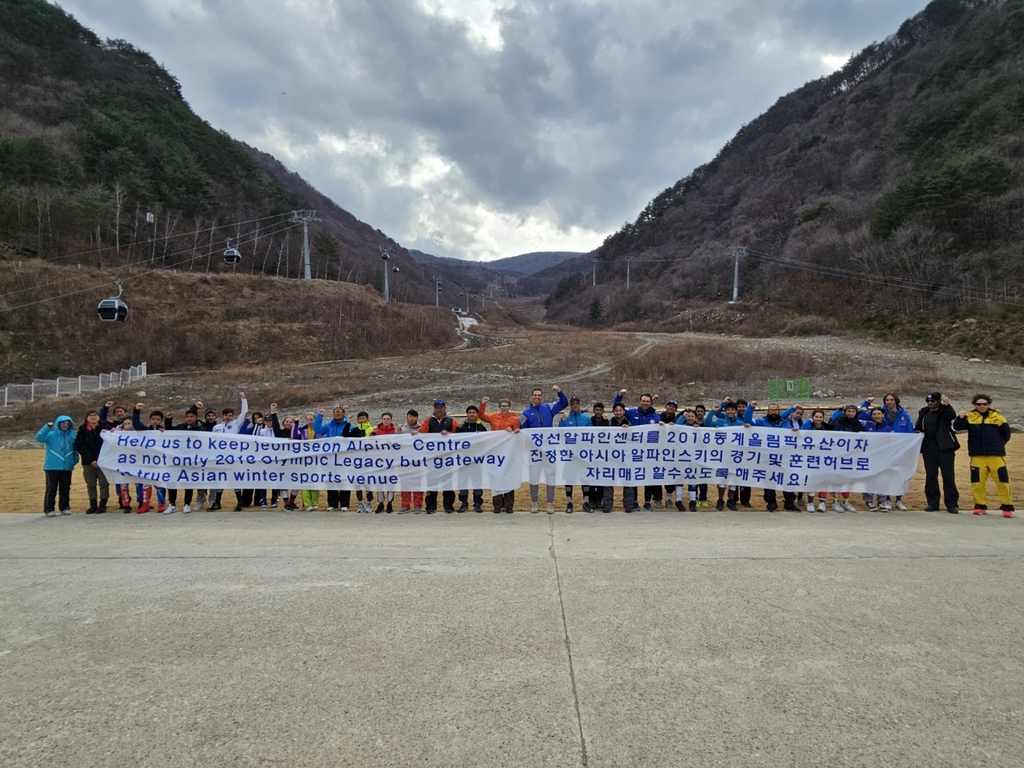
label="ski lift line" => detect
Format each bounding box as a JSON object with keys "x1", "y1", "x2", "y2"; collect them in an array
[
  {"x1": 0, "y1": 218, "x2": 301, "y2": 300},
  {"x1": 0, "y1": 222, "x2": 303, "y2": 315},
  {"x1": 14, "y1": 211, "x2": 296, "y2": 270},
  {"x1": 623, "y1": 250, "x2": 1022, "y2": 304}
]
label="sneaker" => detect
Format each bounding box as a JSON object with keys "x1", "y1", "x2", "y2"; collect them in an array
[
  {"x1": 474, "y1": 506, "x2": 484, "y2": 513},
  {"x1": 157, "y1": 504, "x2": 167, "y2": 513},
  {"x1": 284, "y1": 503, "x2": 297, "y2": 511},
  {"x1": 375, "y1": 503, "x2": 385, "y2": 514},
  {"x1": 456, "y1": 502, "x2": 469, "y2": 513},
  {"x1": 833, "y1": 501, "x2": 844, "y2": 513},
  {"x1": 879, "y1": 501, "x2": 892, "y2": 512},
  {"x1": 546, "y1": 502, "x2": 555, "y2": 514},
  {"x1": 947, "y1": 507, "x2": 959, "y2": 515},
  {"x1": 817, "y1": 501, "x2": 827, "y2": 513},
  {"x1": 96, "y1": 505, "x2": 107, "y2": 514},
  {"x1": 444, "y1": 507, "x2": 455, "y2": 514},
  {"x1": 565, "y1": 502, "x2": 573, "y2": 514},
  {"x1": 688, "y1": 500, "x2": 696, "y2": 511},
  {"x1": 624, "y1": 507, "x2": 632, "y2": 513},
  {"x1": 583, "y1": 501, "x2": 592, "y2": 513},
  {"x1": 271, "y1": 501, "x2": 279, "y2": 509},
  {"x1": 355, "y1": 502, "x2": 364, "y2": 513},
  {"x1": 60, "y1": 509, "x2": 72, "y2": 515},
  {"x1": 843, "y1": 500, "x2": 857, "y2": 513},
  {"x1": 766, "y1": 505, "x2": 777, "y2": 513},
  {"x1": 634, "y1": 503, "x2": 642, "y2": 512},
  {"x1": 183, "y1": 504, "x2": 192, "y2": 514},
  {"x1": 163, "y1": 505, "x2": 176, "y2": 514},
  {"x1": 195, "y1": 501, "x2": 206, "y2": 511},
  {"x1": 740, "y1": 501, "x2": 753, "y2": 509},
  {"x1": 698, "y1": 500, "x2": 709, "y2": 508},
  {"x1": 138, "y1": 503, "x2": 150, "y2": 514},
  {"x1": 643, "y1": 503, "x2": 653, "y2": 512},
  {"x1": 387, "y1": 502, "x2": 394, "y2": 513},
  {"x1": 426, "y1": 509, "x2": 436, "y2": 514},
  {"x1": 784, "y1": 503, "x2": 799, "y2": 512},
  {"x1": 1003, "y1": 510, "x2": 1015, "y2": 518},
  {"x1": 209, "y1": 503, "x2": 222, "y2": 511},
  {"x1": 895, "y1": 500, "x2": 908, "y2": 511},
  {"x1": 974, "y1": 508, "x2": 986, "y2": 515},
  {"x1": 676, "y1": 500, "x2": 685, "y2": 511},
  {"x1": 260, "y1": 503, "x2": 268, "y2": 510},
  {"x1": 652, "y1": 499, "x2": 662, "y2": 509},
  {"x1": 807, "y1": 501, "x2": 815, "y2": 512},
  {"x1": 340, "y1": 506, "x2": 348, "y2": 512},
  {"x1": 531, "y1": 503, "x2": 539, "y2": 514},
  {"x1": 398, "y1": 507, "x2": 410, "y2": 514},
  {"x1": 413, "y1": 507, "x2": 422, "y2": 514},
  {"x1": 45, "y1": 510, "x2": 56, "y2": 517},
  {"x1": 123, "y1": 506, "x2": 132, "y2": 514},
  {"x1": 726, "y1": 500, "x2": 737, "y2": 511},
  {"x1": 715, "y1": 499, "x2": 725, "y2": 511},
  {"x1": 86, "y1": 506, "x2": 97, "y2": 515},
  {"x1": 865, "y1": 501, "x2": 877, "y2": 511}
]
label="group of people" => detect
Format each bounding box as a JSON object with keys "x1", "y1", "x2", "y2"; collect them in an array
[{"x1": 34, "y1": 385, "x2": 1014, "y2": 519}]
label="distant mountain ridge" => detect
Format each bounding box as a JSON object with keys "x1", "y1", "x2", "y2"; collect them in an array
[
  {"x1": 544, "y1": 0, "x2": 1024, "y2": 331},
  {"x1": 409, "y1": 249, "x2": 582, "y2": 276}
]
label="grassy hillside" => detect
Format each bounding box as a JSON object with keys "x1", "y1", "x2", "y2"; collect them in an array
[
  {"x1": 0, "y1": 259, "x2": 458, "y2": 382},
  {"x1": 545, "y1": 0, "x2": 1024, "y2": 337}
]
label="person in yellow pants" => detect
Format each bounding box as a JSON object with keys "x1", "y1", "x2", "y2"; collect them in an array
[{"x1": 953, "y1": 395, "x2": 1014, "y2": 518}]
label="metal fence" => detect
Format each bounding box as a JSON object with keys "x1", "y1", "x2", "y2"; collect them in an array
[{"x1": 3, "y1": 363, "x2": 147, "y2": 407}]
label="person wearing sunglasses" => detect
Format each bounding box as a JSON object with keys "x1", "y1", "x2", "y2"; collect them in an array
[{"x1": 954, "y1": 395, "x2": 1014, "y2": 518}]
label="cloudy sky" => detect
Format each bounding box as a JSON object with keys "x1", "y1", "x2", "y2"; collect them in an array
[{"x1": 64, "y1": 0, "x2": 927, "y2": 261}]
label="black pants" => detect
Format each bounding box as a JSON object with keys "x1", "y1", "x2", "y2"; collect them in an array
[
  {"x1": 763, "y1": 489, "x2": 797, "y2": 510},
  {"x1": 44, "y1": 470, "x2": 72, "y2": 513},
  {"x1": 588, "y1": 487, "x2": 607, "y2": 507},
  {"x1": 459, "y1": 489, "x2": 484, "y2": 507},
  {"x1": 922, "y1": 444, "x2": 959, "y2": 510},
  {"x1": 426, "y1": 490, "x2": 456, "y2": 511},
  {"x1": 327, "y1": 490, "x2": 352, "y2": 509},
  {"x1": 644, "y1": 485, "x2": 663, "y2": 503},
  {"x1": 739, "y1": 486, "x2": 751, "y2": 505},
  {"x1": 167, "y1": 489, "x2": 194, "y2": 505}
]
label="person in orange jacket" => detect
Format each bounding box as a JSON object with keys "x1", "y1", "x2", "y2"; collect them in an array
[{"x1": 479, "y1": 396, "x2": 521, "y2": 513}]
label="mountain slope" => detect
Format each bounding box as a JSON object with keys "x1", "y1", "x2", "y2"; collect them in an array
[
  {"x1": 546, "y1": 0, "x2": 1024, "y2": 330},
  {"x1": 0, "y1": 0, "x2": 433, "y2": 302}
]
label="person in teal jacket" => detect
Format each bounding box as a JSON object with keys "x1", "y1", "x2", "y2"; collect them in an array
[{"x1": 36, "y1": 415, "x2": 79, "y2": 516}]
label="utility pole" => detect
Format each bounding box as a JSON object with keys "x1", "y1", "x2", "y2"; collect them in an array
[
  {"x1": 380, "y1": 246, "x2": 391, "y2": 302},
  {"x1": 729, "y1": 246, "x2": 747, "y2": 303},
  {"x1": 289, "y1": 210, "x2": 321, "y2": 279},
  {"x1": 626, "y1": 257, "x2": 631, "y2": 289},
  {"x1": 434, "y1": 277, "x2": 442, "y2": 307},
  {"x1": 591, "y1": 257, "x2": 597, "y2": 286}
]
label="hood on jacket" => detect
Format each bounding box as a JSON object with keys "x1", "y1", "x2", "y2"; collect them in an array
[{"x1": 55, "y1": 415, "x2": 74, "y2": 428}]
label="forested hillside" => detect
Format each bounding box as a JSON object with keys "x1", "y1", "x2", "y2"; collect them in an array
[
  {"x1": 0, "y1": 0, "x2": 433, "y2": 302},
  {"x1": 545, "y1": 0, "x2": 1024, "y2": 356}
]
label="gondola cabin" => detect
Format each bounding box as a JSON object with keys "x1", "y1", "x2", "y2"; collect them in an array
[
  {"x1": 223, "y1": 247, "x2": 242, "y2": 264},
  {"x1": 97, "y1": 296, "x2": 128, "y2": 322}
]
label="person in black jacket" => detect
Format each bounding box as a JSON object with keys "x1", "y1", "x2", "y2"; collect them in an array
[
  {"x1": 75, "y1": 410, "x2": 112, "y2": 514},
  {"x1": 915, "y1": 392, "x2": 960, "y2": 513},
  {"x1": 456, "y1": 405, "x2": 488, "y2": 512},
  {"x1": 422, "y1": 400, "x2": 457, "y2": 513},
  {"x1": 164, "y1": 406, "x2": 206, "y2": 513}
]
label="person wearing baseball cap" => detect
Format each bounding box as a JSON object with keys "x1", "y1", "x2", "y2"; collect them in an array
[{"x1": 915, "y1": 392, "x2": 960, "y2": 513}]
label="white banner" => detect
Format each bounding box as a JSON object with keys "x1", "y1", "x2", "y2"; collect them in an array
[
  {"x1": 99, "y1": 426, "x2": 923, "y2": 496},
  {"x1": 526, "y1": 425, "x2": 923, "y2": 495},
  {"x1": 99, "y1": 430, "x2": 522, "y2": 492}
]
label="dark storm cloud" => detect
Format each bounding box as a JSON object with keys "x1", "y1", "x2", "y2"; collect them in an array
[{"x1": 61, "y1": 0, "x2": 928, "y2": 259}]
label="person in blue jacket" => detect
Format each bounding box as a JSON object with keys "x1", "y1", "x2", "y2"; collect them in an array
[
  {"x1": 705, "y1": 401, "x2": 743, "y2": 510},
  {"x1": 862, "y1": 407, "x2": 895, "y2": 510},
  {"x1": 36, "y1": 415, "x2": 78, "y2": 517},
  {"x1": 746, "y1": 401, "x2": 801, "y2": 512},
  {"x1": 558, "y1": 396, "x2": 591, "y2": 513},
  {"x1": 613, "y1": 389, "x2": 661, "y2": 510},
  {"x1": 315, "y1": 404, "x2": 352, "y2": 512},
  {"x1": 520, "y1": 385, "x2": 568, "y2": 512},
  {"x1": 858, "y1": 393, "x2": 914, "y2": 433}
]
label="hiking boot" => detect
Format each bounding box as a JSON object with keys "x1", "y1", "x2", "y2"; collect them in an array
[
  {"x1": 387, "y1": 502, "x2": 394, "y2": 513},
  {"x1": 96, "y1": 505, "x2": 107, "y2": 514},
  {"x1": 715, "y1": 499, "x2": 725, "y2": 511}
]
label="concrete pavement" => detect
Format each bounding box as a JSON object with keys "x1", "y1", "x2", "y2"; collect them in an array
[{"x1": 1, "y1": 510, "x2": 1022, "y2": 766}]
